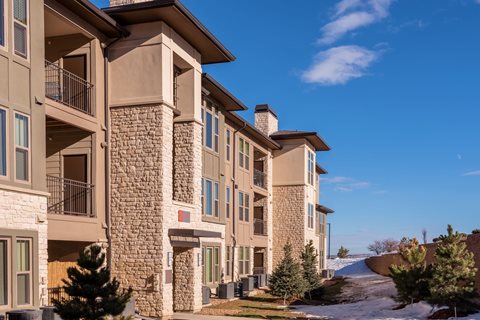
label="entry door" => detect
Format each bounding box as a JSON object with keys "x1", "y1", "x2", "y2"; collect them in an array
[
  {"x1": 254, "y1": 252, "x2": 264, "y2": 274},
  {"x1": 62, "y1": 55, "x2": 88, "y2": 110},
  {"x1": 63, "y1": 155, "x2": 88, "y2": 214}
]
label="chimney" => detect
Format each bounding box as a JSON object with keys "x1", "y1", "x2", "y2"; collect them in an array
[
  {"x1": 109, "y1": 0, "x2": 149, "y2": 6},
  {"x1": 254, "y1": 104, "x2": 278, "y2": 136}
]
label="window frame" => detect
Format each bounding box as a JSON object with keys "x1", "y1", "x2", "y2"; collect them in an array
[
  {"x1": 226, "y1": 186, "x2": 230, "y2": 219},
  {"x1": 202, "y1": 178, "x2": 219, "y2": 218},
  {"x1": 225, "y1": 129, "x2": 231, "y2": 161},
  {"x1": 0, "y1": 237, "x2": 10, "y2": 309},
  {"x1": 202, "y1": 245, "x2": 220, "y2": 285},
  {"x1": 0, "y1": 107, "x2": 7, "y2": 179},
  {"x1": 15, "y1": 238, "x2": 32, "y2": 307},
  {"x1": 201, "y1": 98, "x2": 220, "y2": 153},
  {"x1": 307, "y1": 203, "x2": 314, "y2": 229},
  {"x1": 238, "y1": 191, "x2": 250, "y2": 222},
  {"x1": 13, "y1": 112, "x2": 30, "y2": 183},
  {"x1": 225, "y1": 246, "x2": 231, "y2": 277},
  {"x1": 239, "y1": 138, "x2": 250, "y2": 170},
  {"x1": 12, "y1": 0, "x2": 28, "y2": 59},
  {"x1": 308, "y1": 151, "x2": 314, "y2": 185},
  {"x1": 238, "y1": 247, "x2": 250, "y2": 276}
]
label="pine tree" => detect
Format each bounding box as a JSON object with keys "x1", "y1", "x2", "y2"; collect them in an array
[
  {"x1": 54, "y1": 245, "x2": 133, "y2": 320},
  {"x1": 269, "y1": 242, "x2": 306, "y2": 304},
  {"x1": 389, "y1": 237, "x2": 431, "y2": 305},
  {"x1": 301, "y1": 240, "x2": 323, "y2": 299},
  {"x1": 429, "y1": 225, "x2": 478, "y2": 317},
  {"x1": 337, "y1": 246, "x2": 349, "y2": 258}
]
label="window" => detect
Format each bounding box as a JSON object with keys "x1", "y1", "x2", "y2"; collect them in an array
[
  {"x1": 0, "y1": 239, "x2": 8, "y2": 306},
  {"x1": 16, "y1": 239, "x2": 31, "y2": 306},
  {"x1": 225, "y1": 129, "x2": 231, "y2": 161},
  {"x1": 0, "y1": 0, "x2": 5, "y2": 47},
  {"x1": 308, "y1": 203, "x2": 314, "y2": 229},
  {"x1": 13, "y1": 0, "x2": 28, "y2": 58},
  {"x1": 15, "y1": 113, "x2": 29, "y2": 181},
  {"x1": 308, "y1": 151, "x2": 314, "y2": 185},
  {"x1": 239, "y1": 138, "x2": 250, "y2": 170},
  {"x1": 203, "y1": 246, "x2": 220, "y2": 284},
  {"x1": 225, "y1": 246, "x2": 231, "y2": 276},
  {"x1": 238, "y1": 191, "x2": 250, "y2": 222},
  {"x1": 0, "y1": 108, "x2": 6, "y2": 176},
  {"x1": 238, "y1": 247, "x2": 250, "y2": 275},
  {"x1": 319, "y1": 249, "x2": 325, "y2": 270},
  {"x1": 315, "y1": 210, "x2": 320, "y2": 235},
  {"x1": 202, "y1": 178, "x2": 219, "y2": 218},
  {"x1": 226, "y1": 186, "x2": 230, "y2": 219},
  {"x1": 202, "y1": 98, "x2": 219, "y2": 152}
]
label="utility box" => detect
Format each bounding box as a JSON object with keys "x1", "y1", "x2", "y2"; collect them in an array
[
  {"x1": 202, "y1": 286, "x2": 211, "y2": 305},
  {"x1": 6, "y1": 310, "x2": 43, "y2": 320},
  {"x1": 254, "y1": 274, "x2": 267, "y2": 288},
  {"x1": 322, "y1": 269, "x2": 335, "y2": 279},
  {"x1": 241, "y1": 276, "x2": 254, "y2": 292},
  {"x1": 218, "y1": 282, "x2": 235, "y2": 299}
]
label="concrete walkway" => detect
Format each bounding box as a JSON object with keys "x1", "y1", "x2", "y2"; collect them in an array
[{"x1": 172, "y1": 313, "x2": 256, "y2": 320}]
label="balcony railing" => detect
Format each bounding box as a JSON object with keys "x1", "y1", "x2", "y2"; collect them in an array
[
  {"x1": 45, "y1": 60, "x2": 95, "y2": 116},
  {"x1": 254, "y1": 219, "x2": 267, "y2": 236},
  {"x1": 46, "y1": 287, "x2": 69, "y2": 306},
  {"x1": 253, "y1": 169, "x2": 267, "y2": 189},
  {"x1": 47, "y1": 175, "x2": 95, "y2": 217}
]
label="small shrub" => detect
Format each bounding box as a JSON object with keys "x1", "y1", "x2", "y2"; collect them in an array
[
  {"x1": 337, "y1": 246, "x2": 349, "y2": 258},
  {"x1": 472, "y1": 229, "x2": 480, "y2": 234}
]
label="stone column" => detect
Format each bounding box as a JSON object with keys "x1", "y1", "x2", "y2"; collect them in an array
[
  {"x1": 110, "y1": 104, "x2": 174, "y2": 317},
  {"x1": 173, "y1": 247, "x2": 195, "y2": 311}
]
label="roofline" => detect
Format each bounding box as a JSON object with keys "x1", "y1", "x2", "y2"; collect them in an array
[
  {"x1": 103, "y1": 0, "x2": 235, "y2": 63},
  {"x1": 225, "y1": 112, "x2": 281, "y2": 150},
  {"x1": 202, "y1": 74, "x2": 248, "y2": 111},
  {"x1": 76, "y1": 0, "x2": 129, "y2": 37},
  {"x1": 271, "y1": 131, "x2": 331, "y2": 151},
  {"x1": 316, "y1": 164, "x2": 328, "y2": 174},
  {"x1": 316, "y1": 204, "x2": 335, "y2": 214}
]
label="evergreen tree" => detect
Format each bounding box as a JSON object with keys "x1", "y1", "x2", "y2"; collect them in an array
[
  {"x1": 269, "y1": 242, "x2": 306, "y2": 304},
  {"x1": 54, "y1": 245, "x2": 133, "y2": 320},
  {"x1": 337, "y1": 246, "x2": 349, "y2": 258},
  {"x1": 429, "y1": 225, "x2": 478, "y2": 317},
  {"x1": 301, "y1": 240, "x2": 323, "y2": 299},
  {"x1": 389, "y1": 237, "x2": 431, "y2": 305}
]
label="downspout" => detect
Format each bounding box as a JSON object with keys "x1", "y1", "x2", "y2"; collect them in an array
[
  {"x1": 103, "y1": 36, "x2": 123, "y2": 269},
  {"x1": 231, "y1": 122, "x2": 247, "y2": 280}
]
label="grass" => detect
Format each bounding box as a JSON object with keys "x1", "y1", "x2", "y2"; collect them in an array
[{"x1": 200, "y1": 278, "x2": 348, "y2": 319}]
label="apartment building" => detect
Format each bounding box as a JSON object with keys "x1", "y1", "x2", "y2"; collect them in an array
[{"x1": 0, "y1": 0, "x2": 334, "y2": 317}]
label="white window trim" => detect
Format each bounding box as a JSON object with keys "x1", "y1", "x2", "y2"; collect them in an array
[
  {"x1": 225, "y1": 129, "x2": 231, "y2": 162},
  {"x1": 15, "y1": 237, "x2": 32, "y2": 307},
  {"x1": 238, "y1": 191, "x2": 250, "y2": 222},
  {"x1": 202, "y1": 178, "x2": 219, "y2": 218},
  {"x1": 0, "y1": 106, "x2": 8, "y2": 180},
  {"x1": 12, "y1": 0, "x2": 29, "y2": 60},
  {"x1": 13, "y1": 111, "x2": 30, "y2": 184},
  {"x1": 202, "y1": 98, "x2": 220, "y2": 153},
  {"x1": 239, "y1": 138, "x2": 250, "y2": 170},
  {"x1": 308, "y1": 151, "x2": 314, "y2": 185},
  {"x1": 307, "y1": 203, "x2": 314, "y2": 229},
  {"x1": 226, "y1": 186, "x2": 230, "y2": 219}
]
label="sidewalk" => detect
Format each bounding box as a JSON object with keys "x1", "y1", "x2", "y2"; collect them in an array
[{"x1": 172, "y1": 313, "x2": 257, "y2": 320}]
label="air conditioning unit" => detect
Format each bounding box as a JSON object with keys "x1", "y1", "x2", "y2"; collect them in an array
[{"x1": 218, "y1": 282, "x2": 235, "y2": 299}]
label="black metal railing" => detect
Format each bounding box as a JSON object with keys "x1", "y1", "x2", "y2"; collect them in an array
[
  {"x1": 47, "y1": 287, "x2": 69, "y2": 306},
  {"x1": 45, "y1": 60, "x2": 95, "y2": 116},
  {"x1": 254, "y1": 219, "x2": 267, "y2": 236},
  {"x1": 253, "y1": 267, "x2": 266, "y2": 275},
  {"x1": 253, "y1": 169, "x2": 267, "y2": 189},
  {"x1": 47, "y1": 175, "x2": 95, "y2": 217}
]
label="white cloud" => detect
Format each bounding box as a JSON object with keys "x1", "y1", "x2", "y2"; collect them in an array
[
  {"x1": 463, "y1": 170, "x2": 480, "y2": 176},
  {"x1": 302, "y1": 45, "x2": 379, "y2": 85},
  {"x1": 319, "y1": 0, "x2": 393, "y2": 45},
  {"x1": 323, "y1": 176, "x2": 371, "y2": 192}
]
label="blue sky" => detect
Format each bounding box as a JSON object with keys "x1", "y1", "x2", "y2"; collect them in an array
[{"x1": 94, "y1": 0, "x2": 480, "y2": 254}]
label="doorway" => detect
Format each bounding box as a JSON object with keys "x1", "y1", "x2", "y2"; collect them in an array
[{"x1": 63, "y1": 155, "x2": 88, "y2": 215}]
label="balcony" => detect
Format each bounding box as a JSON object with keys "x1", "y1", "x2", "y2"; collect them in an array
[
  {"x1": 253, "y1": 169, "x2": 267, "y2": 189},
  {"x1": 47, "y1": 175, "x2": 95, "y2": 218},
  {"x1": 45, "y1": 60, "x2": 95, "y2": 116},
  {"x1": 254, "y1": 219, "x2": 267, "y2": 236}
]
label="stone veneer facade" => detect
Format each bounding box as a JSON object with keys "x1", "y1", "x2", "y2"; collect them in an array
[
  {"x1": 110, "y1": 104, "x2": 174, "y2": 317},
  {"x1": 272, "y1": 185, "x2": 306, "y2": 268},
  {"x1": 254, "y1": 111, "x2": 278, "y2": 136},
  {"x1": 0, "y1": 189, "x2": 48, "y2": 307}
]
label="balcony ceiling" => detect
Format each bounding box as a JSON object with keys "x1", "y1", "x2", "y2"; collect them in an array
[{"x1": 45, "y1": 9, "x2": 82, "y2": 38}]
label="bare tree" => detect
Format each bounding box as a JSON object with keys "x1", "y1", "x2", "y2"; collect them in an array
[
  {"x1": 422, "y1": 228, "x2": 428, "y2": 244},
  {"x1": 367, "y1": 240, "x2": 384, "y2": 255}
]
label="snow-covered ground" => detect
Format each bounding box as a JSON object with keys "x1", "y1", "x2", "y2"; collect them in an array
[{"x1": 294, "y1": 258, "x2": 480, "y2": 320}]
